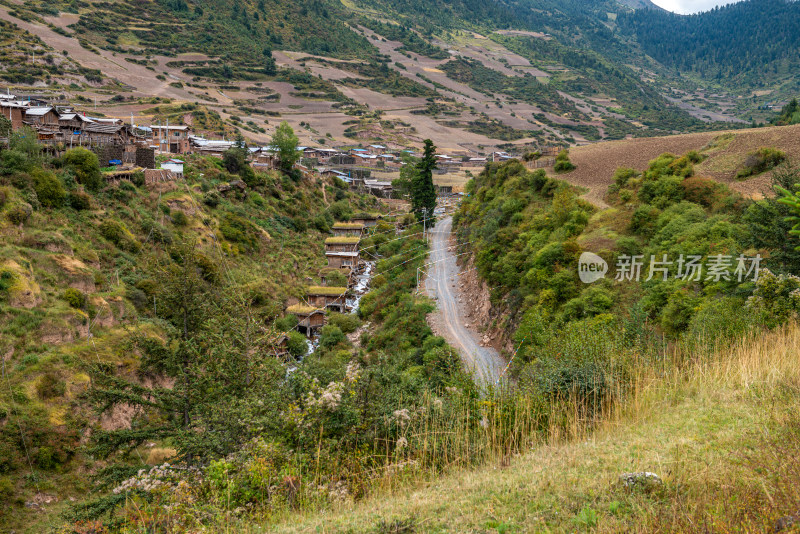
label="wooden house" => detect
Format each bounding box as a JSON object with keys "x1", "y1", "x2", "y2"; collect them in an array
[
  {"x1": 324, "y1": 236, "x2": 360, "y2": 253},
  {"x1": 285, "y1": 304, "x2": 326, "y2": 335},
  {"x1": 351, "y1": 214, "x2": 381, "y2": 228},
  {"x1": 319, "y1": 266, "x2": 351, "y2": 286},
  {"x1": 58, "y1": 112, "x2": 94, "y2": 138},
  {"x1": 25, "y1": 107, "x2": 59, "y2": 127},
  {"x1": 331, "y1": 222, "x2": 364, "y2": 237},
  {"x1": 306, "y1": 286, "x2": 348, "y2": 313},
  {"x1": 326, "y1": 250, "x2": 359, "y2": 270}
]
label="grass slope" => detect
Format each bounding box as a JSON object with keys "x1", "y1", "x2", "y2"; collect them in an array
[{"x1": 268, "y1": 325, "x2": 800, "y2": 533}]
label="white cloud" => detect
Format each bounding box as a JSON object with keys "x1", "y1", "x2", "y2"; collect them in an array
[{"x1": 650, "y1": 0, "x2": 740, "y2": 14}]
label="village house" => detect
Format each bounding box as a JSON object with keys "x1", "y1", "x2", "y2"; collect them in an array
[
  {"x1": 331, "y1": 221, "x2": 365, "y2": 237},
  {"x1": 1, "y1": 101, "x2": 26, "y2": 131},
  {"x1": 351, "y1": 214, "x2": 381, "y2": 228},
  {"x1": 368, "y1": 144, "x2": 386, "y2": 155},
  {"x1": 285, "y1": 304, "x2": 326, "y2": 335},
  {"x1": 306, "y1": 286, "x2": 348, "y2": 313},
  {"x1": 464, "y1": 157, "x2": 488, "y2": 167},
  {"x1": 326, "y1": 250, "x2": 360, "y2": 270},
  {"x1": 160, "y1": 159, "x2": 184, "y2": 179},
  {"x1": 151, "y1": 125, "x2": 190, "y2": 154},
  {"x1": 363, "y1": 179, "x2": 393, "y2": 198},
  {"x1": 324, "y1": 236, "x2": 360, "y2": 253},
  {"x1": 24, "y1": 106, "x2": 59, "y2": 127},
  {"x1": 319, "y1": 266, "x2": 351, "y2": 285},
  {"x1": 57, "y1": 111, "x2": 95, "y2": 137},
  {"x1": 319, "y1": 168, "x2": 350, "y2": 182}
]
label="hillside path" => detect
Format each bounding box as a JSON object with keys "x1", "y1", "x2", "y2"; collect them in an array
[{"x1": 424, "y1": 217, "x2": 505, "y2": 384}]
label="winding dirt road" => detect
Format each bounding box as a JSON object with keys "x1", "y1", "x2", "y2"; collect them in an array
[{"x1": 424, "y1": 217, "x2": 505, "y2": 384}]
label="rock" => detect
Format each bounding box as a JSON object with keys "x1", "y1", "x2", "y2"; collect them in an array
[
  {"x1": 618, "y1": 472, "x2": 662, "y2": 491},
  {"x1": 775, "y1": 511, "x2": 800, "y2": 532}
]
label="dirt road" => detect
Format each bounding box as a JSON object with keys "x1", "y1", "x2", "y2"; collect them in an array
[{"x1": 424, "y1": 217, "x2": 505, "y2": 384}]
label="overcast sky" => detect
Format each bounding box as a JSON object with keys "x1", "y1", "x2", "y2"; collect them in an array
[{"x1": 650, "y1": 0, "x2": 739, "y2": 14}]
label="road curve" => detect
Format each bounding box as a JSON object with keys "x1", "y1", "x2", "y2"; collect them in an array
[{"x1": 424, "y1": 217, "x2": 505, "y2": 384}]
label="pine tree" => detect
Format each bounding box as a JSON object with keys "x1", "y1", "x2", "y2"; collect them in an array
[{"x1": 411, "y1": 139, "x2": 437, "y2": 224}]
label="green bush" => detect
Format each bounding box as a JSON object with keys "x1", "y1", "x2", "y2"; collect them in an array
[
  {"x1": 69, "y1": 190, "x2": 92, "y2": 211},
  {"x1": 36, "y1": 372, "x2": 67, "y2": 400},
  {"x1": 735, "y1": 147, "x2": 786, "y2": 180},
  {"x1": 62, "y1": 288, "x2": 86, "y2": 309},
  {"x1": 31, "y1": 168, "x2": 67, "y2": 208},
  {"x1": 319, "y1": 325, "x2": 346, "y2": 349},
  {"x1": 63, "y1": 147, "x2": 102, "y2": 190},
  {"x1": 171, "y1": 210, "x2": 189, "y2": 226},
  {"x1": 99, "y1": 220, "x2": 141, "y2": 252},
  {"x1": 554, "y1": 149, "x2": 576, "y2": 174},
  {"x1": 203, "y1": 191, "x2": 222, "y2": 207},
  {"x1": 6, "y1": 204, "x2": 31, "y2": 225},
  {"x1": 327, "y1": 312, "x2": 361, "y2": 334},
  {"x1": 286, "y1": 331, "x2": 308, "y2": 358}
]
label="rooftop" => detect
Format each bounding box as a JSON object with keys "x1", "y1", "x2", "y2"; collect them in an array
[
  {"x1": 307, "y1": 286, "x2": 348, "y2": 296},
  {"x1": 332, "y1": 222, "x2": 365, "y2": 229},
  {"x1": 286, "y1": 304, "x2": 325, "y2": 315},
  {"x1": 325, "y1": 251, "x2": 359, "y2": 257},
  {"x1": 325, "y1": 236, "x2": 361, "y2": 245}
]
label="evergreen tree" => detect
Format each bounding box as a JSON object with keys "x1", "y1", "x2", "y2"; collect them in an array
[{"x1": 411, "y1": 139, "x2": 437, "y2": 224}]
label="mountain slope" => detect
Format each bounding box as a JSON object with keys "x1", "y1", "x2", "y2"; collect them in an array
[{"x1": 268, "y1": 325, "x2": 800, "y2": 533}]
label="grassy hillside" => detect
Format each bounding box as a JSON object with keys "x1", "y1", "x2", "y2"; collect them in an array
[
  {"x1": 0, "y1": 129, "x2": 392, "y2": 532},
  {"x1": 268, "y1": 323, "x2": 800, "y2": 533}
]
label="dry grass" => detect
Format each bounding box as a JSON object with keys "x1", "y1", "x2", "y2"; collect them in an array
[{"x1": 257, "y1": 325, "x2": 800, "y2": 533}]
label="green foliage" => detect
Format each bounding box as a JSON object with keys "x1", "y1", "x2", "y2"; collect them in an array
[
  {"x1": 69, "y1": 190, "x2": 92, "y2": 211},
  {"x1": 327, "y1": 312, "x2": 361, "y2": 334},
  {"x1": 554, "y1": 150, "x2": 576, "y2": 174},
  {"x1": 272, "y1": 121, "x2": 300, "y2": 173},
  {"x1": 736, "y1": 147, "x2": 786, "y2": 180},
  {"x1": 286, "y1": 331, "x2": 308, "y2": 358},
  {"x1": 36, "y1": 372, "x2": 66, "y2": 400},
  {"x1": 410, "y1": 139, "x2": 437, "y2": 223},
  {"x1": 5, "y1": 204, "x2": 31, "y2": 225},
  {"x1": 62, "y1": 288, "x2": 86, "y2": 309},
  {"x1": 99, "y1": 220, "x2": 141, "y2": 252},
  {"x1": 63, "y1": 147, "x2": 101, "y2": 191},
  {"x1": 745, "y1": 269, "x2": 800, "y2": 328},
  {"x1": 773, "y1": 98, "x2": 800, "y2": 126},
  {"x1": 31, "y1": 168, "x2": 66, "y2": 208}
]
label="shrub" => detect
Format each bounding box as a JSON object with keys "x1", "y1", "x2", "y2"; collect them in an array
[
  {"x1": 31, "y1": 168, "x2": 67, "y2": 208},
  {"x1": 736, "y1": 147, "x2": 786, "y2": 180},
  {"x1": 69, "y1": 191, "x2": 92, "y2": 211},
  {"x1": 63, "y1": 148, "x2": 101, "y2": 190},
  {"x1": 319, "y1": 325, "x2": 346, "y2": 349},
  {"x1": 6, "y1": 204, "x2": 31, "y2": 225},
  {"x1": 62, "y1": 288, "x2": 86, "y2": 308},
  {"x1": 203, "y1": 191, "x2": 222, "y2": 207},
  {"x1": 554, "y1": 149, "x2": 576, "y2": 173},
  {"x1": 99, "y1": 220, "x2": 140, "y2": 252},
  {"x1": 613, "y1": 167, "x2": 638, "y2": 188},
  {"x1": 36, "y1": 372, "x2": 66, "y2": 400},
  {"x1": 171, "y1": 210, "x2": 189, "y2": 226},
  {"x1": 0, "y1": 187, "x2": 6, "y2": 208},
  {"x1": 327, "y1": 312, "x2": 361, "y2": 334},
  {"x1": 286, "y1": 331, "x2": 308, "y2": 358}
]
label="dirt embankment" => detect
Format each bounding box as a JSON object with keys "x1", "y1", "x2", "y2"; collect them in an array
[{"x1": 455, "y1": 257, "x2": 512, "y2": 356}]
